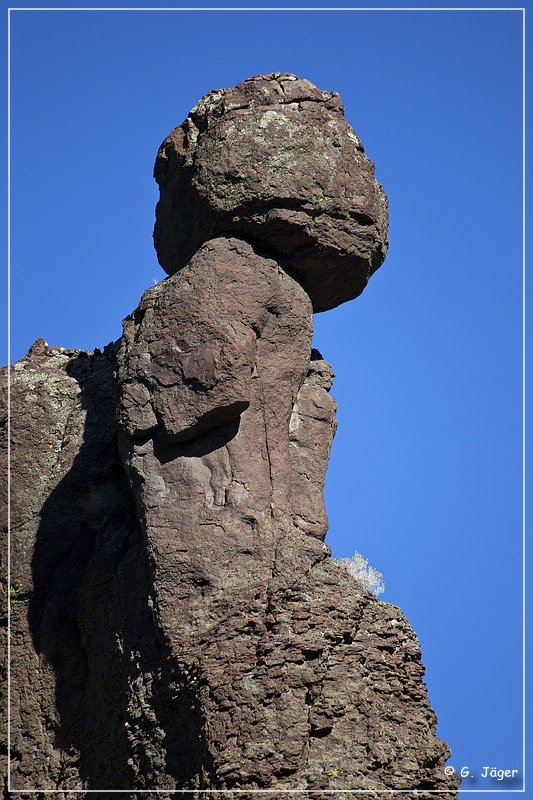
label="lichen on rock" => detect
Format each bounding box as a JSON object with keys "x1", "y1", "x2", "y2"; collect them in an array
[{"x1": 153, "y1": 72, "x2": 389, "y2": 313}]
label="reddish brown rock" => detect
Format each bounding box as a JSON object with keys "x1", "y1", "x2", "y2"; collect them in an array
[
  {"x1": 289, "y1": 352, "x2": 337, "y2": 538},
  {"x1": 113, "y1": 235, "x2": 456, "y2": 791},
  {"x1": 1, "y1": 75, "x2": 458, "y2": 798},
  {"x1": 117, "y1": 236, "x2": 312, "y2": 460},
  {"x1": 154, "y1": 73, "x2": 388, "y2": 312},
  {"x1": 1, "y1": 343, "x2": 215, "y2": 792},
  {"x1": 1, "y1": 340, "x2": 458, "y2": 795}
]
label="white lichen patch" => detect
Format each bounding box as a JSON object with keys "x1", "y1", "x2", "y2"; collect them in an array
[
  {"x1": 191, "y1": 89, "x2": 225, "y2": 117},
  {"x1": 346, "y1": 127, "x2": 361, "y2": 144},
  {"x1": 288, "y1": 403, "x2": 302, "y2": 435},
  {"x1": 146, "y1": 472, "x2": 168, "y2": 500},
  {"x1": 259, "y1": 109, "x2": 282, "y2": 130},
  {"x1": 226, "y1": 480, "x2": 249, "y2": 507},
  {"x1": 265, "y1": 150, "x2": 296, "y2": 172}
]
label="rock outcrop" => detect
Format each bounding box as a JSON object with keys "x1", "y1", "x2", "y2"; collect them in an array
[
  {"x1": 154, "y1": 73, "x2": 388, "y2": 312},
  {"x1": 1, "y1": 74, "x2": 458, "y2": 798}
]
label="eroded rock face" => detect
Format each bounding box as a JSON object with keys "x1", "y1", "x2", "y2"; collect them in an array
[
  {"x1": 154, "y1": 73, "x2": 388, "y2": 312},
  {"x1": 1, "y1": 74, "x2": 458, "y2": 798},
  {"x1": 1, "y1": 342, "x2": 147, "y2": 789}
]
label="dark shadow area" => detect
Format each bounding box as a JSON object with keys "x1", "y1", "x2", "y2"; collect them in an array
[
  {"x1": 153, "y1": 416, "x2": 240, "y2": 464},
  {"x1": 28, "y1": 347, "x2": 215, "y2": 790}
]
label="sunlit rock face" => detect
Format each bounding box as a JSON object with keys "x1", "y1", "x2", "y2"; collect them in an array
[
  {"x1": 153, "y1": 72, "x2": 388, "y2": 312},
  {"x1": 1, "y1": 75, "x2": 458, "y2": 798}
]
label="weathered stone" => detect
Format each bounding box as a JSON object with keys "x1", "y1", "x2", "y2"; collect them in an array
[
  {"x1": 113, "y1": 232, "x2": 455, "y2": 790},
  {"x1": 116, "y1": 236, "x2": 312, "y2": 457},
  {"x1": 1, "y1": 74, "x2": 458, "y2": 797},
  {"x1": 154, "y1": 73, "x2": 388, "y2": 312},
  {"x1": 289, "y1": 351, "x2": 337, "y2": 538},
  {"x1": 1, "y1": 343, "x2": 212, "y2": 792}
]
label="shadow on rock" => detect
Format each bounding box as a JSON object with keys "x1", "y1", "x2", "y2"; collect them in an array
[{"x1": 28, "y1": 348, "x2": 214, "y2": 790}]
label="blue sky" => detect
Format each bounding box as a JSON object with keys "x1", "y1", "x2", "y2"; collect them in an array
[{"x1": 4, "y1": 3, "x2": 528, "y2": 796}]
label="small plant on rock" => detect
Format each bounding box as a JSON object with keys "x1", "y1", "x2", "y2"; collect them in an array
[{"x1": 335, "y1": 552, "x2": 385, "y2": 597}]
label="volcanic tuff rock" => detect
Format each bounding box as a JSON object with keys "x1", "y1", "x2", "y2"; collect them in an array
[{"x1": 1, "y1": 74, "x2": 459, "y2": 798}]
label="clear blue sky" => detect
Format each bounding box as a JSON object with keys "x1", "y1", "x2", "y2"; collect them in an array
[{"x1": 4, "y1": 3, "x2": 528, "y2": 797}]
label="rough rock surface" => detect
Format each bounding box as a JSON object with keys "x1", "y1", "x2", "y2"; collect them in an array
[
  {"x1": 154, "y1": 72, "x2": 388, "y2": 312},
  {"x1": 1, "y1": 74, "x2": 458, "y2": 798}
]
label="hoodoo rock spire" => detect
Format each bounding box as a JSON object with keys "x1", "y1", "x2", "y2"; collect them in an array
[{"x1": 2, "y1": 74, "x2": 458, "y2": 798}]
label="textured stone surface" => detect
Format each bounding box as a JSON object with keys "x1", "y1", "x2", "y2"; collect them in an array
[
  {"x1": 117, "y1": 236, "x2": 312, "y2": 458},
  {"x1": 1, "y1": 342, "x2": 215, "y2": 792},
  {"x1": 154, "y1": 73, "x2": 388, "y2": 312},
  {"x1": 113, "y1": 237, "x2": 456, "y2": 794},
  {"x1": 1, "y1": 75, "x2": 458, "y2": 797},
  {"x1": 1, "y1": 338, "x2": 457, "y2": 795}
]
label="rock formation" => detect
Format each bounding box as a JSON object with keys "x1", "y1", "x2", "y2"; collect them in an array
[
  {"x1": 1, "y1": 73, "x2": 459, "y2": 798},
  {"x1": 153, "y1": 73, "x2": 388, "y2": 312}
]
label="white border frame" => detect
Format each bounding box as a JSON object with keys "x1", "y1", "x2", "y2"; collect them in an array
[{"x1": 5, "y1": 4, "x2": 527, "y2": 794}]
